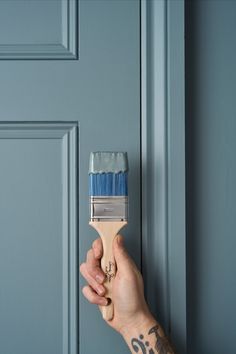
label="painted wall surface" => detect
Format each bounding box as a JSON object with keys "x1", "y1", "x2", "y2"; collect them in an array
[{"x1": 186, "y1": 1, "x2": 236, "y2": 353}]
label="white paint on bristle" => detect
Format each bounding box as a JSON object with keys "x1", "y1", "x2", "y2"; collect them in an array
[{"x1": 89, "y1": 151, "x2": 128, "y2": 174}]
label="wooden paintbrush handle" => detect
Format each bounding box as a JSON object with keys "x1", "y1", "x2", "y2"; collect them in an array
[
  {"x1": 89, "y1": 221, "x2": 127, "y2": 321},
  {"x1": 100, "y1": 232, "x2": 116, "y2": 320}
]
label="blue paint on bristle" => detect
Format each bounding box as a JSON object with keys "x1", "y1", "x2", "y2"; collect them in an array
[{"x1": 89, "y1": 172, "x2": 128, "y2": 196}]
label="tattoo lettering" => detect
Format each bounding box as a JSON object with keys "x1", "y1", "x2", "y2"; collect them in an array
[
  {"x1": 131, "y1": 334, "x2": 155, "y2": 354},
  {"x1": 105, "y1": 261, "x2": 115, "y2": 282},
  {"x1": 148, "y1": 325, "x2": 174, "y2": 354}
]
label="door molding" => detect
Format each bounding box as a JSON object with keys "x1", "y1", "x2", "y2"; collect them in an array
[
  {"x1": 0, "y1": 0, "x2": 78, "y2": 60},
  {"x1": 0, "y1": 122, "x2": 78, "y2": 354},
  {"x1": 141, "y1": 1, "x2": 186, "y2": 353}
]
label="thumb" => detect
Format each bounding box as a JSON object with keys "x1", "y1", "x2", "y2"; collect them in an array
[{"x1": 113, "y1": 235, "x2": 131, "y2": 271}]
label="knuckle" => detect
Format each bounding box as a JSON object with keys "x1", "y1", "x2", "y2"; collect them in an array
[
  {"x1": 92, "y1": 239, "x2": 99, "y2": 249},
  {"x1": 79, "y1": 263, "x2": 86, "y2": 274},
  {"x1": 82, "y1": 286, "x2": 88, "y2": 296},
  {"x1": 90, "y1": 294, "x2": 97, "y2": 304},
  {"x1": 86, "y1": 264, "x2": 96, "y2": 277},
  {"x1": 92, "y1": 238, "x2": 102, "y2": 253},
  {"x1": 82, "y1": 286, "x2": 94, "y2": 304},
  {"x1": 86, "y1": 249, "x2": 93, "y2": 260},
  {"x1": 86, "y1": 249, "x2": 90, "y2": 258}
]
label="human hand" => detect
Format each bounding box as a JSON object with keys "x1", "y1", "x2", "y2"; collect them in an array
[{"x1": 80, "y1": 235, "x2": 154, "y2": 335}]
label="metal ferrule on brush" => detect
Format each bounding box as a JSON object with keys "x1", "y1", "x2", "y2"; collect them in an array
[
  {"x1": 90, "y1": 196, "x2": 128, "y2": 221},
  {"x1": 89, "y1": 151, "x2": 129, "y2": 222}
]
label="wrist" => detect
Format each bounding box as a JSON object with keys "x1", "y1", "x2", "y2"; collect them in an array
[{"x1": 120, "y1": 311, "x2": 157, "y2": 341}]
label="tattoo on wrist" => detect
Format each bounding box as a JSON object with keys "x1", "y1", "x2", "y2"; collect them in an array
[
  {"x1": 131, "y1": 334, "x2": 155, "y2": 354},
  {"x1": 131, "y1": 324, "x2": 174, "y2": 354}
]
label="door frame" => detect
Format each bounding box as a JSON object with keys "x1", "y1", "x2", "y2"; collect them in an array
[{"x1": 141, "y1": 1, "x2": 186, "y2": 353}]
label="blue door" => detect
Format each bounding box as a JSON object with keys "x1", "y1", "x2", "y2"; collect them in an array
[{"x1": 0, "y1": 1, "x2": 140, "y2": 353}]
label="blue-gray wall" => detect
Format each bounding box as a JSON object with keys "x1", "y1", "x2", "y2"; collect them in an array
[{"x1": 186, "y1": 1, "x2": 236, "y2": 353}]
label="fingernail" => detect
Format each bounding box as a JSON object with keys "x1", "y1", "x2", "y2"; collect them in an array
[
  {"x1": 101, "y1": 298, "x2": 108, "y2": 306},
  {"x1": 97, "y1": 286, "x2": 105, "y2": 295},
  {"x1": 96, "y1": 274, "x2": 104, "y2": 284}
]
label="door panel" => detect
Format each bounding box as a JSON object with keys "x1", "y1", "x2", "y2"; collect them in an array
[
  {"x1": 0, "y1": 0, "x2": 77, "y2": 59},
  {"x1": 0, "y1": 123, "x2": 77, "y2": 354},
  {"x1": 0, "y1": 1, "x2": 140, "y2": 354}
]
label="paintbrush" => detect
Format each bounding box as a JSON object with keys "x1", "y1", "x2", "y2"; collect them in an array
[{"x1": 89, "y1": 151, "x2": 128, "y2": 320}]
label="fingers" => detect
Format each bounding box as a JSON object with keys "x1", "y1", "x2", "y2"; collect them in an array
[
  {"x1": 86, "y1": 248, "x2": 105, "y2": 283},
  {"x1": 92, "y1": 238, "x2": 103, "y2": 259},
  {"x1": 80, "y1": 262, "x2": 105, "y2": 296},
  {"x1": 80, "y1": 238, "x2": 105, "y2": 299},
  {"x1": 82, "y1": 285, "x2": 108, "y2": 306}
]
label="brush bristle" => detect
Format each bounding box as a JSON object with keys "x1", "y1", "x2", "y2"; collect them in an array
[
  {"x1": 89, "y1": 172, "x2": 128, "y2": 196},
  {"x1": 89, "y1": 152, "x2": 128, "y2": 196}
]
